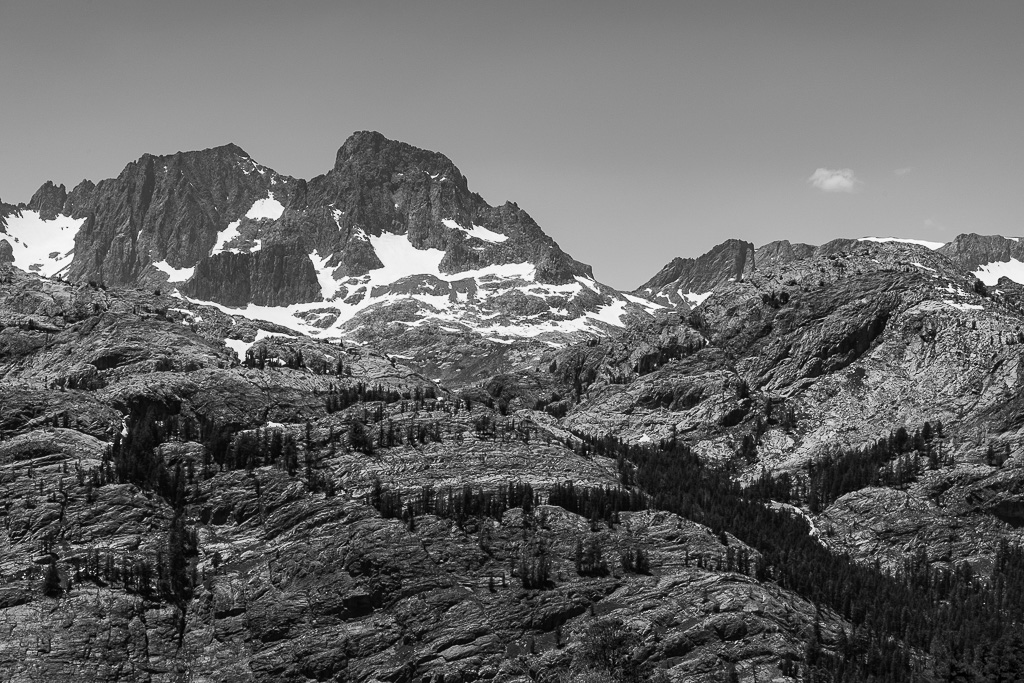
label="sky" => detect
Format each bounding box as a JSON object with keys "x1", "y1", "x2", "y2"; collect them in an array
[{"x1": 1, "y1": 1, "x2": 1022, "y2": 290}]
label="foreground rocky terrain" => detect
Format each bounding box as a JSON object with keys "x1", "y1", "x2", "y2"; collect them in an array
[
  {"x1": 0, "y1": 265, "x2": 850, "y2": 682},
  {"x1": 4, "y1": 227, "x2": 1024, "y2": 681}
]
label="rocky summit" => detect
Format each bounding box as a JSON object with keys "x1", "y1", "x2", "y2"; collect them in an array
[
  {"x1": 4, "y1": 136, "x2": 1024, "y2": 682},
  {"x1": 0, "y1": 134, "x2": 657, "y2": 366}
]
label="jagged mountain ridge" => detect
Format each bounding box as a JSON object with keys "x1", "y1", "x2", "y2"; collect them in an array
[
  {"x1": 0, "y1": 133, "x2": 659, "y2": 351},
  {"x1": 636, "y1": 233, "x2": 1024, "y2": 311}
]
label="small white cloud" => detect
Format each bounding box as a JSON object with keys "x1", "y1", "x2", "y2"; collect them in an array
[
  {"x1": 808, "y1": 168, "x2": 862, "y2": 193},
  {"x1": 894, "y1": 166, "x2": 913, "y2": 176}
]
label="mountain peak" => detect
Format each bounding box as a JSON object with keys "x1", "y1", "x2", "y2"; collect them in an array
[
  {"x1": 637, "y1": 238, "x2": 755, "y2": 306},
  {"x1": 27, "y1": 180, "x2": 68, "y2": 219},
  {"x1": 333, "y1": 131, "x2": 461, "y2": 181}
]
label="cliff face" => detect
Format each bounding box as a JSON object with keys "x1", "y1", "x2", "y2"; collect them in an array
[
  {"x1": 181, "y1": 244, "x2": 323, "y2": 307},
  {"x1": 58, "y1": 144, "x2": 292, "y2": 287},
  {"x1": 301, "y1": 131, "x2": 593, "y2": 285},
  {"x1": 634, "y1": 239, "x2": 755, "y2": 307},
  {"x1": 753, "y1": 240, "x2": 815, "y2": 270},
  {"x1": 937, "y1": 233, "x2": 1024, "y2": 272}
]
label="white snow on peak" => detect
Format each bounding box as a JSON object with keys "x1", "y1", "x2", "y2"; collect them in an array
[
  {"x1": 575, "y1": 276, "x2": 601, "y2": 293},
  {"x1": 210, "y1": 192, "x2": 282, "y2": 255},
  {"x1": 309, "y1": 250, "x2": 341, "y2": 299},
  {"x1": 622, "y1": 292, "x2": 665, "y2": 311},
  {"x1": 974, "y1": 258, "x2": 1024, "y2": 286},
  {"x1": 182, "y1": 230, "x2": 653, "y2": 344},
  {"x1": 683, "y1": 291, "x2": 713, "y2": 307},
  {"x1": 857, "y1": 237, "x2": 944, "y2": 250},
  {"x1": 245, "y1": 194, "x2": 285, "y2": 221},
  {"x1": 638, "y1": 434, "x2": 652, "y2": 444},
  {"x1": 0, "y1": 210, "x2": 84, "y2": 277},
  {"x1": 441, "y1": 218, "x2": 508, "y2": 243},
  {"x1": 587, "y1": 299, "x2": 629, "y2": 327},
  {"x1": 210, "y1": 221, "x2": 242, "y2": 256},
  {"x1": 368, "y1": 233, "x2": 447, "y2": 286},
  {"x1": 153, "y1": 260, "x2": 195, "y2": 281}
]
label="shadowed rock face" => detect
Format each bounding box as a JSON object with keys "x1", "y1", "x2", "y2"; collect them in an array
[
  {"x1": 754, "y1": 240, "x2": 815, "y2": 270},
  {"x1": 182, "y1": 244, "x2": 323, "y2": 307},
  {"x1": 60, "y1": 144, "x2": 291, "y2": 287},
  {"x1": 937, "y1": 233, "x2": 1024, "y2": 272},
  {"x1": 27, "y1": 180, "x2": 68, "y2": 220}
]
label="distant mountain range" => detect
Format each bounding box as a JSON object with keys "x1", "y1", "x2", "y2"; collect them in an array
[{"x1": 3, "y1": 132, "x2": 1024, "y2": 361}]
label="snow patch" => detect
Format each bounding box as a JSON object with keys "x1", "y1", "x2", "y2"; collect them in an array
[
  {"x1": 622, "y1": 292, "x2": 665, "y2": 311},
  {"x1": 683, "y1": 291, "x2": 713, "y2": 307},
  {"x1": 974, "y1": 258, "x2": 1024, "y2": 286},
  {"x1": 211, "y1": 221, "x2": 241, "y2": 255},
  {"x1": 368, "y1": 233, "x2": 447, "y2": 286},
  {"x1": 587, "y1": 299, "x2": 629, "y2": 327},
  {"x1": 224, "y1": 337, "x2": 252, "y2": 359},
  {"x1": 442, "y1": 218, "x2": 508, "y2": 243},
  {"x1": 225, "y1": 328, "x2": 296, "y2": 361},
  {"x1": 1, "y1": 210, "x2": 84, "y2": 276},
  {"x1": 245, "y1": 194, "x2": 284, "y2": 221},
  {"x1": 153, "y1": 260, "x2": 195, "y2": 281},
  {"x1": 857, "y1": 237, "x2": 944, "y2": 250},
  {"x1": 944, "y1": 300, "x2": 984, "y2": 311},
  {"x1": 309, "y1": 250, "x2": 340, "y2": 299},
  {"x1": 575, "y1": 276, "x2": 601, "y2": 293}
]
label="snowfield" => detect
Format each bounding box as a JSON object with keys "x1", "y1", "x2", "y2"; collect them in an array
[
  {"x1": 1, "y1": 210, "x2": 84, "y2": 277},
  {"x1": 974, "y1": 258, "x2": 1024, "y2": 286},
  {"x1": 153, "y1": 260, "x2": 195, "y2": 282},
  {"x1": 182, "y1": 230, "x2": 644, "y2": 341}
]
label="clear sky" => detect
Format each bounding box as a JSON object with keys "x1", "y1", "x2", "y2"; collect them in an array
[{"x1": 1, "y1": 0, "x2": 1022, "y2": 289}]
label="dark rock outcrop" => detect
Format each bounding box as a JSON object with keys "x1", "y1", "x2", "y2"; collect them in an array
[
  {"x1": 27, "y1": 181, "x2": 67, "y2": 220},
  {"x1": 60, "y1": 143, "x2": 292, "y2": 286},
  {"x1": 938, "y1": 233, "x2": 1024, "y2": 272},
  {"x1": 182, "y1": 244, "x2": 323, "y2": 307},
  {"x1": 754, "y1": 240, "x2": 815, "y2": 269}
]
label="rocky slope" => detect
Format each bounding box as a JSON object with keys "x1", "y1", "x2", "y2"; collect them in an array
[
  {"x1": 0, "y1": 264, "x2": 853, "y2": 682},
  {"x1": 634, "y1": 239, "x2": 755, "y2": 309},
  {"x1": 6, "y1": 227, "x2": 1024, "y2": 679},
  {"x1": 508, "y1": 239, "x2": 1024, "y2": 583}
]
